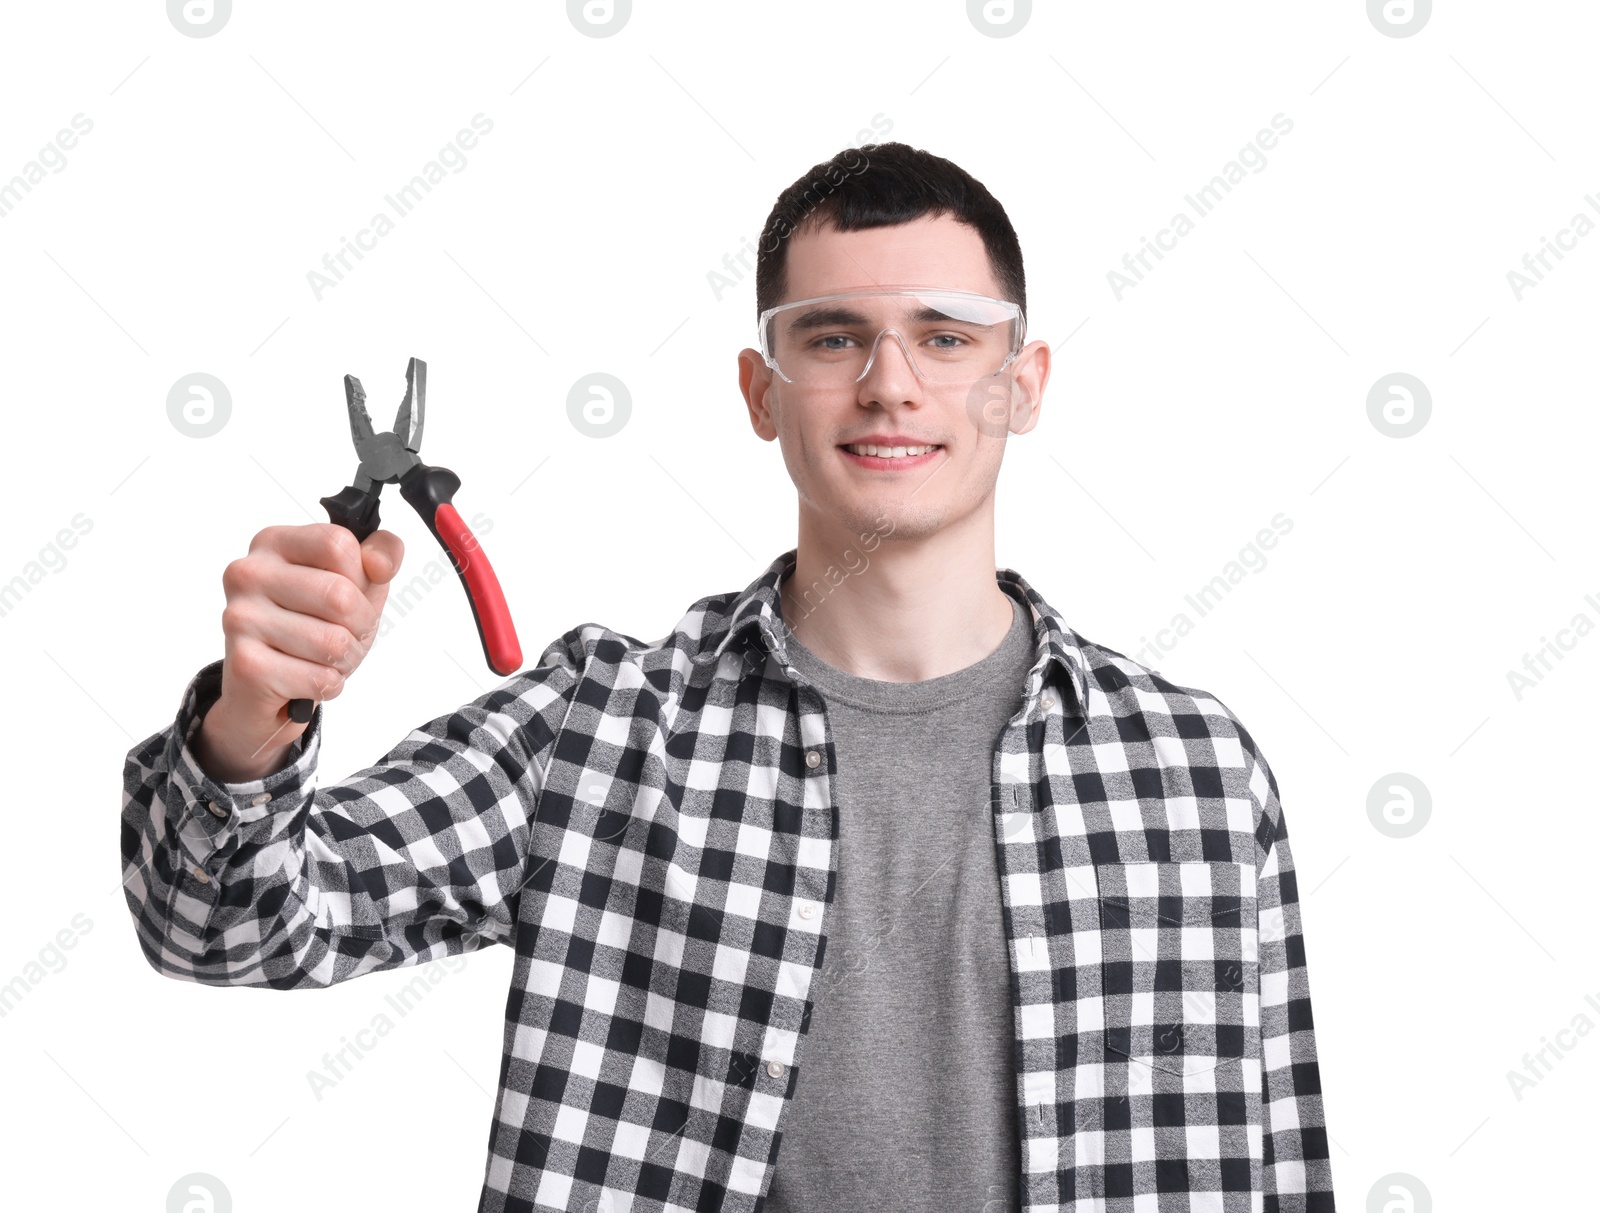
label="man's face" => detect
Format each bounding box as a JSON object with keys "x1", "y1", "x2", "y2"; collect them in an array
[{"x1": 738, "y1": 213, "x2": 1049, "y2": 546}]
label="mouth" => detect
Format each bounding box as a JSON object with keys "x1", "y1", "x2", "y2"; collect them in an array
[{"x1": 838, "y1": 442, "x2": 943, "y2": 470}]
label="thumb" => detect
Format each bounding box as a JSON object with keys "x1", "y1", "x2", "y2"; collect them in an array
[{"x1": 361, "y1": 530, "x2": 405, "y2": 586}]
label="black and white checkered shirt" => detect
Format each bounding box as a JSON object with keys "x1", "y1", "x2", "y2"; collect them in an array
[{"x1": 121, "y1": 547, "x2": 1334, "y2": 1212}]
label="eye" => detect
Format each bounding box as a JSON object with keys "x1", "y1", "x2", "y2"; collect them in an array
[
  {"x1": 925, "y1": 332, "x2": 970, "y2": 351},
  {"x1": 812, "y1": 334, "x2": 861, "y2": 352}
]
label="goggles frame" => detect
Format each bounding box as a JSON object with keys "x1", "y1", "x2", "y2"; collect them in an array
[{"x1": 756, "y1": 286, "x2": 1027, "y2": 386}]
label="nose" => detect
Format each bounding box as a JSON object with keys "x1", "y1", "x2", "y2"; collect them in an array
[{"x1": 855, "y1": 327, "x2": 923, "y2": 387}]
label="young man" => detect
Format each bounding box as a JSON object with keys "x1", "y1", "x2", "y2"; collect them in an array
[{"x1": 122, "y1": 142, "x2": 1334, "y2": 1212}]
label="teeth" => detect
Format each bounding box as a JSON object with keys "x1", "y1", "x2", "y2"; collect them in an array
[{"x1": 845, "y1": 444, "x2": 938, "y2": 458}]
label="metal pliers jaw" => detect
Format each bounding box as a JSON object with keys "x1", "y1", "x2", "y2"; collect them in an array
[
  {"x1": 284, "y1": 357, "x2": 522, "y2": 724},
  {"x1": 318, "y1": 357, "x2": 427, "y2": 540}
]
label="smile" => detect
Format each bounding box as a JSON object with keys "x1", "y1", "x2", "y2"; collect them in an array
[{"x1": 839, "y1": 443, "x2": 942, "y2": 468}]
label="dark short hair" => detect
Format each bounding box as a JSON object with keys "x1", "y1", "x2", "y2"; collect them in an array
[{"x1": 754, "y1": 141, "x2": 1027, "y2": 323}]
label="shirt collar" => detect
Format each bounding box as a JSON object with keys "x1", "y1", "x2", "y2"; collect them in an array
[{"x1": 697, "y1": 547, "x2": 1091, "y2": 715}]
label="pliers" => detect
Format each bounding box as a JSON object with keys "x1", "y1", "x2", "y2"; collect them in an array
[{"x1": 285, "y1": 357, "x2": 522, "y2": 723}]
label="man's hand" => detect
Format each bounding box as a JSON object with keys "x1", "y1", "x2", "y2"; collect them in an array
[{"x1": 193, "y1": 523, "x2": 404, "y2": 783}]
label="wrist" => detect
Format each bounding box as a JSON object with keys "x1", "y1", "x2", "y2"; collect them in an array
[{"x1": 193, "y1": 693, "x2": 301, "y2": 785}]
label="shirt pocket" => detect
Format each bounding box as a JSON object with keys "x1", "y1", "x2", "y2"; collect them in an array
[{"x1": 1097, "y1": 859, "x2": 1257, "y2": 1077}]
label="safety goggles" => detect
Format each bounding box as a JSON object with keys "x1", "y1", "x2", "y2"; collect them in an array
[{"x1": 757, "y1": 287, "x2": 1025, "y2": 387}]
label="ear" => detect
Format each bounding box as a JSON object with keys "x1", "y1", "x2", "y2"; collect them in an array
[
  {"x1": 965, "y1": 342, "x2": 1048, "y2": 442},
  {"x1": 739, "y1": 347, "x2": 780, "y2": 441},
  {"x1": 1007, "y1": 339, "x2": 1050, "y2": 437}
]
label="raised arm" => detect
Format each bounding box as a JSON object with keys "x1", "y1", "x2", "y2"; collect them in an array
[{"x1": 119, "y1": 521, "x2": 581, "y2": 989}]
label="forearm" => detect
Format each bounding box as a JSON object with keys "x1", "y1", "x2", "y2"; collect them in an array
[
  {"x1": 121, "y1": 653, "x2": 577, "y2": 990},
  {"x1": 121, "y1": 662, "x2": 336, "y2": 986}
]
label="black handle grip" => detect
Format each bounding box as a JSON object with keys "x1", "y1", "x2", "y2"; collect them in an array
[
  {"x1": 285, "y1": 488, "x2": 378, "y2": 723},
  {"x1": 317, "y1": 485, "x2": 381, "y2": 542},
  {"x1": 398, "y1": 461, "x2": 460, "y2": 520}
]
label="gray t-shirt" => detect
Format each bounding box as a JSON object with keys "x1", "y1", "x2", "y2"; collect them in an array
[{"x1": 763, "y1": 589, "x2": 1034, "y2": 1213}]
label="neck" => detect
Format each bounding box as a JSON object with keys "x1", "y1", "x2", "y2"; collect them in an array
[{"x1": 778, "y1": 508, "x2": 1015, "y2": 683}]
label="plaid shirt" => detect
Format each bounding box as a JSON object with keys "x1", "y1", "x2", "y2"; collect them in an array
[{"x1": 121, "y1": 547, "x2": 1334, "y2": 1212}]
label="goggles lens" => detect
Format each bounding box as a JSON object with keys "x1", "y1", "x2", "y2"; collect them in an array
[{"x1": 759, "y1": 289, "x2": 1023, "y2": 387}]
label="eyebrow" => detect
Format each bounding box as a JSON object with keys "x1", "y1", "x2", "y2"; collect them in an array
[{"x1": 783, "y1": 305, "x2": 994, "y2": 334}]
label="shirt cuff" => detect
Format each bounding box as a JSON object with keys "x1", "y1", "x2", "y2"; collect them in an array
[{"x1": 164, "y1": 659, "x2": 321, "y2": 864}]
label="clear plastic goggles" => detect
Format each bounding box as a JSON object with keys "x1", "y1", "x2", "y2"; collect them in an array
[{"x1": 757, "y1": 287, "x2": 1025, "y2": 387}]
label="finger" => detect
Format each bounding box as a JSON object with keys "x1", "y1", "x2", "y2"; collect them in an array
[
  {"x1": 261, "y1": 523, "x2": 370, "y2": 588},
  {"x1": 360, "y1": 530, "x2": 404, "y2": 586},
  {"x1": 227, "y1": 635, "x2": 349, "y2": 719},
  {"x1": 255, "y1": 560, "x2": 379, "y2": 637},
  {"x1": 244, "y1": 599, "x2": 373, "y2": 676}
]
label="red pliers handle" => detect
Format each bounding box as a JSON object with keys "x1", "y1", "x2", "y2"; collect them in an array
[{"x1": 286, "y1": 358, "x2": 521, "y2": 724}]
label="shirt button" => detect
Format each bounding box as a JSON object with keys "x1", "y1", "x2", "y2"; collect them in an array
[
  {"x1": 798, "y1": 903, "x2": 816, "y2": 920},
  {"x1": 207, "y1": 800, "x2": 228, "y2": 819},
  {"x1": 766, "y1": 1060, "x2": 785, "y2": 1078},
  {"x1": 191, "y1": 865, "x2": 211, "y2": 885},
  {"x1": 805, "y1": 749, "x2": 821, "y2": 769},
  {"x1": 1040, "y1": 692, "x2": 1056, "y2": 710},
  {"x1": 250, "y1": 792, "x2": 273, "y2": 807}
]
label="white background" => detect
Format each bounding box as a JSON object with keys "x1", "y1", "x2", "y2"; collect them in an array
[{"x1": 1, "y1": 2, "x2": 1594, "y2": 1209}]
